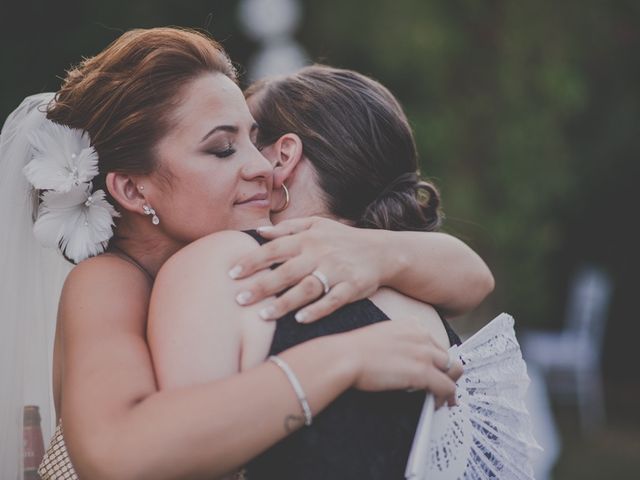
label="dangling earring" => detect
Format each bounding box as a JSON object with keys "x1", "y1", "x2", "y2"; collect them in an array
[
  {"x1": 271, "y1": 184, "x2": 290, "y2": 213},
  {"x1": 143, "y1": 204, "x2": 160, "y2": 225}
]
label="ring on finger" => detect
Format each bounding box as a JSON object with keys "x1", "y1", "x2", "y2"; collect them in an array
[
  {"x1": 444, "y1": 347, "x2": 458, "y2": 373},
  {"x1": 311, "y1": 269, "x2": 331, "y2": 294}
]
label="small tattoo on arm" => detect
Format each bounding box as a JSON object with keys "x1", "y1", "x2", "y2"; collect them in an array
[{"x1": 284, "y1": 414, "x2": 305, "y2": 433}]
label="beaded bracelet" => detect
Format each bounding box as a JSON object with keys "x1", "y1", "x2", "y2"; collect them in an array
[{"x1": 269, "y1": 355, "x2": 313, "y2": 426}]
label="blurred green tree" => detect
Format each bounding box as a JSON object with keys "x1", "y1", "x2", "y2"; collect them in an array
[
  {"x1": 299, "y1": 0, "x2": 639, "y2": 339},
  {"x1": 1, "y1": 0, "x2": 638, "y2": 369}
]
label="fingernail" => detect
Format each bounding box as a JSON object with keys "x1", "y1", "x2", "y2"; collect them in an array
[
  {"x1": 256, "y1": 226, "x2": 274, "y2": 234},
  {"x1": 228, "y1": 265, "x2": 243, "y2": 279},
  {"x1": 259, "y1": 305, "x2": 277, "y2": 320},
  {"x1": 236, "y1": 291, "x2": 253, "y2": 305},
  {"x1": 295, "y1": 311, "x2": 308, "y2": 323}
]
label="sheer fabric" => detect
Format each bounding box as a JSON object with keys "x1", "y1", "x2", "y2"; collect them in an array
[{"x1": 0, "y1": 94, "x2": 73, "y2": 480}]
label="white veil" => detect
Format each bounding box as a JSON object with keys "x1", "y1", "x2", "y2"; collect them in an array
[{"x1": 0, "y1": 93, "x2": 73, "y2": 480}]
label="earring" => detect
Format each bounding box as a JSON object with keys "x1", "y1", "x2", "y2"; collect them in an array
[
  {"x1": 143, "y1": 204, "x2": 160, "y2": 225},
  {"x1": 271, "y1": 184, "x2": 290, "y2": 213}
]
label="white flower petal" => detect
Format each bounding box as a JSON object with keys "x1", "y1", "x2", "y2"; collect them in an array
[
  {"x1": 33, "y1": 189, "x2": 86, "y2": 248},
  {"x1": 35, "y1": 187, "x2": 118, "y2": 262},
  {"x1": 23, "y1": 154, "x2": 76, "y2": 192},
  {"x1": 25, "y1": 120, "x2": 97, "y2": 192},
  {"x1": 40, "y1": 184, "x2": 90, "y2": 209},
  {"x1": 60, "y1": 211, "x2": 97, "y2": 263},
  {"x1": 74, "y1": 146, "x2": 99, "y2": 184},
  {"x1": 33, "y1": 209, "x2": 67, "y2": 248},
  {"x1": 86, "y1": 190, "x2": 119, "y2": 242},
  {"x1": 24, "y1": 119, "x2": 118, "y2": 262}
]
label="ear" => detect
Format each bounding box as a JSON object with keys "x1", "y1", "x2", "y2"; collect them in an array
[
  {"x1": 272, "y1": 133, "x2": 304, "y2": 188},
  {"x1": 105, "y1": 172, "x2": 147, "y2": 215}
]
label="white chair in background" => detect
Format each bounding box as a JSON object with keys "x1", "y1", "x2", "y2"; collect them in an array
[{"x1": 522, "y1": 265, "x2": 612, "y2": 432}]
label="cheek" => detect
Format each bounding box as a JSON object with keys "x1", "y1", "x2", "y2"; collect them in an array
[
  {"x1": 157, "y1": 173, "x2": 236, "y2": 240},
  {"x1": 182, "y1": 176, "x2": 234, "y2": 218}
]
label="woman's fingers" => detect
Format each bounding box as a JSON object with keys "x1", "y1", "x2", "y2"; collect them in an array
[
  {"x1": 229, "y1": 236, "x2": 299, "y2": 280},
  {"x1": 292, "y1": 282, "x2": 354, "y2": 323},
  {"x1": 445, "y1": 358, "x2": 464, "y2": 383},
  {"x1": 255, "y1": 217, "x2": 317, "y2": 239},
  {"x1": 255, "y1": 279, "x2": 354, "y2": 323},
  {"x1": 411, "y1": 341, "x2": 461, "y2": 408},
  {"x1": 431, "y1": 348, "x2": 462, "y2": 377},
  {"x1": 235, "y1": 256, "x2": 313, "y2": 308},
  {"x1": 256, "y1": 274, "x2": 326, "y2": 320},
  {"x1": 439, "y1": 353, "x2": 462, "y2": 407},
  {"x1": 417, "y1": 368, "x2": 457, "y2": 407}
]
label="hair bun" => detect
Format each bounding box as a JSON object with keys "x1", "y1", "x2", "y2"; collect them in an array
[{"x1": 357, "y1": 172, "x2": 443, "y2": 232}]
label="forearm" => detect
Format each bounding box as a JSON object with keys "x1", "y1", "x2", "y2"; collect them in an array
[
  {"x1": 73, "y1": 335, "x2": 354, "y2": 480},
  {"x1": 377, "y1": 231, "x2": 494, "y2": 317}
]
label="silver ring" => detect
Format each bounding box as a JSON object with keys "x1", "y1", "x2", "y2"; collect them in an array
[
  {"x1": 311, "y1": 269, "x2": 331, "y2": 294},
  {"x1": 444, "y1": 350, "x2": 455, "y2": 372}
]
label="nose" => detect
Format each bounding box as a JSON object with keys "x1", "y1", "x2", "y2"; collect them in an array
[{"x1": 242, "y1": 144, "x2": 274, "y2": 183}]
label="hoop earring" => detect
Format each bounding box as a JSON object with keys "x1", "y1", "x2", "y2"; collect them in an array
[
  {"x1": 271, "y1": 184, "x2": 290, "y2": 213},
  {"x1": 142, "y1": 204, "x2": 160, "y2": 225}
]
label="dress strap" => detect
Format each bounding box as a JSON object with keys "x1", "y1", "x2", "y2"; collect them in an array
[
  {"x1": 242, "y1": 229, "x2": 269, "y2": 246},
  {"x1": 105, "y1": 247, "x2": 154, "y2": 284}
]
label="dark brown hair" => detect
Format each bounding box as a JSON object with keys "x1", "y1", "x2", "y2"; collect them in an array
[
  {"x1": 245, "y1": 65, "x2": 442, "y2": 232},
  {"x1": 47, "y1": 27, "x2": 236, "y2": 199}
]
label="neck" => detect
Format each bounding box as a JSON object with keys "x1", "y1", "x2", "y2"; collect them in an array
[{"x1": 109, "y1": 221, "x2": 185, "y2": 279}]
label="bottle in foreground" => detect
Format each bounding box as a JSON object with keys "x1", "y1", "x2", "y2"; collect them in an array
[{"x1": 23, "y1": 406, "x2": 45, "y2": 480}]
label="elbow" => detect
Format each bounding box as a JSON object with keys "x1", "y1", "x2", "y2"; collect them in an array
[
  {"x1": 464, "y1": 262, "x2": 495, "y2": 311},
  {"x1": 478, "y1": 264, "x2": 495, "y2": 299},
  {"x1": 443, "y1": 263, "x2": 495, "y2": 318}
]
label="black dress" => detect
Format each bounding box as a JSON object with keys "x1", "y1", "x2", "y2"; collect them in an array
[{"x1": 243, "y1": 230, "x2": 461, "y2": 480}]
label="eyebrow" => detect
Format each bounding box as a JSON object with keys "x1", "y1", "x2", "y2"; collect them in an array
[
  {"x1": 200, "y1": 122, "x2": 259, "y2": 143},
  {"x1": 200, "y1": 125, "x2": 237, "y2": 143}
]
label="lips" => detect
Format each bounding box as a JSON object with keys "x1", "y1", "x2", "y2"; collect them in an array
[{"x1": 235, "y1": 192, "x2": 269, "y2": 205}]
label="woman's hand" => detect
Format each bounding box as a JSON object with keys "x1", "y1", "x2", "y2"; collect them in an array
[
  {"x1": 229, "y1": 216, "x2": 494, "y2": 323},
  {"x1": 229, "y1": 217, "x2": 389, "y2": 323},
  {"x1": 341, "y1": 318, "x2": 463, "y2": 408}
]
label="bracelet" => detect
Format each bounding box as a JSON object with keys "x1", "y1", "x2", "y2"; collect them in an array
[{"x1": 269, "y1": 355, "x2": 313, "y2": 426}]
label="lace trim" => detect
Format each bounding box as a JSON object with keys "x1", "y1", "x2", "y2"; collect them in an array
[{"x1": 415, "y1": 313, "x2": 542, "y2": 480}]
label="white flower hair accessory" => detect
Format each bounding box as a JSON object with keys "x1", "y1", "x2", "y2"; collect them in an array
[{"x1": 23, "y1": 120, "x2": 119, "y2": 263}]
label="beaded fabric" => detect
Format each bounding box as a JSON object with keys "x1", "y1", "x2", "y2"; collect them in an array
[{"x1": 38, "y1": 422, "x2": 78, "y2": 480}]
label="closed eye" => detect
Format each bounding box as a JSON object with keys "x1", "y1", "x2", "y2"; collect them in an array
[{"x1": 208, "y1": 144, "x2": 236, "y2": 158}]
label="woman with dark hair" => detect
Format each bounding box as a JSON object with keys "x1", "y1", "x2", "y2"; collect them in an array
[
  {"x1": 1, "y1": 29, "x2": 489, "y2": 480},
  {"x1": 147, "y1": 65, "x2": 475, "y2": 479}
]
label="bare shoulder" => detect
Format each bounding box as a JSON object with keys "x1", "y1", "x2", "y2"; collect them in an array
[
  {"x1": 158, "y1": 230, "x2": 260, "y2": 278},
  {"x1": 59, "y1": 254, "x2": 152, "y2": 336},
  {"x1": 370, "y1": 287, "x2": 450, "y2": 348},
  {"x1": 148, "y1": 230, "x2": 274, "y2": 386}
]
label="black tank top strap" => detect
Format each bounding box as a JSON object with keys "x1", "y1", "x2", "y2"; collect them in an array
[
  {"x1": 245, "y1": 228, "x2": 463, "y2": 480},
  {"x1": 433, "y1": 308, "x2": 462, "y2": 346},
  {"x1": 242, "y1": 229, "x2": 462, "y2": 347},
  {"x1": 242, "y1": 229, "x2": 269, "y2": 246},
  {"x1": 442, "y1": 316, "x2": 462, "y2": 346}
]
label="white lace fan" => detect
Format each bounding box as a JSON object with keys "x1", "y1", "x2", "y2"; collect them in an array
[{"x1": 405, "y1": 313, "x2": 541, "y2": 480}]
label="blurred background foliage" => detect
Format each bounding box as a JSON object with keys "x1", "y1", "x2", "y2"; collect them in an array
[
  {"x1": 1, "y1": 1, "x2": 639, "y2": 475},
  {"x1": 2, "y1": 0, "x2": 637, "y2": 370}
]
